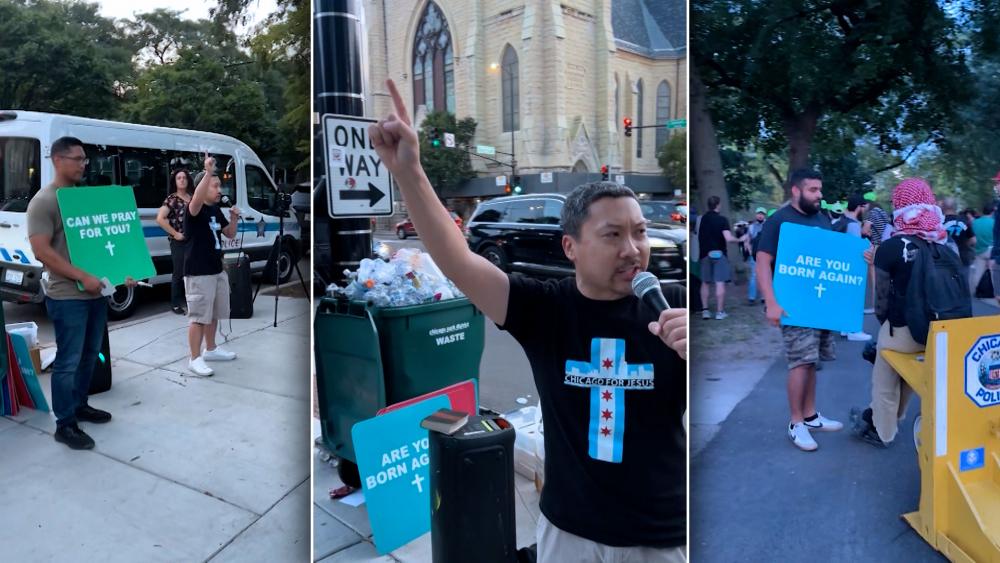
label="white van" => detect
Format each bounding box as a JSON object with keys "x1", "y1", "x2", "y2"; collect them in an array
[{"x1": 0, "y1": 111, "x2": 303, "y2": 318}]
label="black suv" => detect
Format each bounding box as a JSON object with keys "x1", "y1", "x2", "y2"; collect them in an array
[{"x1": 465, "y1": 194, "x2": 686, "y2": 281}]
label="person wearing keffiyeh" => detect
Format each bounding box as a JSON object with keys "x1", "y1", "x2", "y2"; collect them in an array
[{"x1": 851, "y1": 178, "x2": 954, "y2": 447}]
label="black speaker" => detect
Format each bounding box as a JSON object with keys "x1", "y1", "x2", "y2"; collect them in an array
[
  {"x1": 225, "y1": 255, "x2": 253, "y2": 319},
  {"x1": 88, "y1": 324, "x2": 111, "y2": 395},
  {"x1": 428, "y1": 415, "x2": 517, "y2": 563}
]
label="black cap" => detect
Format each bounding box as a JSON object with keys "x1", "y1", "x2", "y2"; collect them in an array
[{"x1": 847, "y1": 193, "x2": 867, "y2": 211}]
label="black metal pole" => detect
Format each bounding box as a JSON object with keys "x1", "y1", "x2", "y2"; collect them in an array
[{"x1": 315, "y1": 0, "x2": 372, "y2": 287}]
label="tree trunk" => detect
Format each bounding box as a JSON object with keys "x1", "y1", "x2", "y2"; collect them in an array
[
  {"x1": 783, "y1": 109, "x2": 820, "y2": 196},
  {"x1": 690, "y1": 65, "x2": 731, "y2": 219}
]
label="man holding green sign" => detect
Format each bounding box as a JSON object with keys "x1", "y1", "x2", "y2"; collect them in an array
[{"x1": 26, "y1": 137, "x2": 139, "y2": 450}]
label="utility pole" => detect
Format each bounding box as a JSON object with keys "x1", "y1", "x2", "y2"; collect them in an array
[{"x1": 314, "y1": 0, "x2": 372, "y2": 286}]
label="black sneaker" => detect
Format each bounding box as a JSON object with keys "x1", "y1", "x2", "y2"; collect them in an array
[
  {"x1": 76, "y1": 405, "x2": 112, "y2": 423},
  {"x1": 850, "y1": 407, "x2": 888, "y2": 448},
  {"x1": 55, "y1": 424, "x2": 95, "y2": 450},
  {"x1": 172, "y1": 306, "x2": 187, "y2": 315}
]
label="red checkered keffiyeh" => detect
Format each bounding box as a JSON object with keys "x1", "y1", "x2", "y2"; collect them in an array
[{"x1": 891, "y1": 178, "x2": 947, "y2": 243}]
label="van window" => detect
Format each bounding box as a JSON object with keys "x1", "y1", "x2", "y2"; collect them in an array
[
  {"x1": 81, "y1": 144, "x2": 117, "y2": 187},
  {"x1": 245, "y1": 165, "x2": 273, "y2": 214},
  {"x1": 0, "y1": 137, "x2": 41, "y2": 212},
  {"x1": 120, "y1": 148, "x2": 170, "y2": 208},
  {"x1": 173, "y1": 152, "x2": 237, "y2": 205}
]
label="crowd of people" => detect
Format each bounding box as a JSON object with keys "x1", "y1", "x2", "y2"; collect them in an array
[{"x1": 693, "y1": 169, "x2": 1000, "y2": 452}]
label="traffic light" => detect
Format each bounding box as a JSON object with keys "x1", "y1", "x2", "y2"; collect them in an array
[
  {"x1": 504, "y1": 184, "x2": 512, "y2": 194},
  {"x1": 429, "y1": 127, "x2": 442, "y2": 148},
  {"x1": 601, "y1": 165, "x2": 609, "y2": 181},
  {"x1": 512, "y1": 175, "x2": 522, "y2": 194},
  {"x1": 623, "y1": 117, "x2": 633, "y2": 137}
]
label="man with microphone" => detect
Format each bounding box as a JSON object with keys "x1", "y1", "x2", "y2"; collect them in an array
[
  {"x1": 184, "y1": 155, "x2": 240, "y2": 376},
  {"x1": 369, "y1": 80, "x2": 687, "y2": 561}
]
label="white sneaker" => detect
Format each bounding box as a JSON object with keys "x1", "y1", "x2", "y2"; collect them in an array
[
  {"x1": 202, "y1": 346, "x2": 237, "y2": 361},
  {"x1": 803, "y1": 412, "x2": 844, "y2": 432},
  {"x1": 788, "y1": 422, "x2": 818, "y2": 451},
  {"x1": 715, "y1": 311, "x2": 728, "y2": 320},
  {"x1": 189, "y1": 356, "x2": 214, "y2": 376},
  {"x1": 702, "y1": 309, "x2": 711, "y2": 320},
  {"x1": 847, "y1": 331, "x2": 872, "y2": 342}
]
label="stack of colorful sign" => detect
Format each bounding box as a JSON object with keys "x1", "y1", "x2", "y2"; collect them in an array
[{"x1": 0, "y1": 332, "x2": 49, "y2": 415}]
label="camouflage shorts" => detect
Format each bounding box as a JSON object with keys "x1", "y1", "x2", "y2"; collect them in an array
[{"x1": 780, "y1": 326, "x2": 836, "y2": 369}]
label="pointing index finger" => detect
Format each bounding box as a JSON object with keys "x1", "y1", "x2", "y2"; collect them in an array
[{"x1": 385, "y1": 79, "x2": 411, "y2": 126}]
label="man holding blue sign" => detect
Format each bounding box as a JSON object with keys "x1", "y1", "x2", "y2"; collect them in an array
[{"x1": 755, "y1": 169, "x2": 850, "y2": 452}]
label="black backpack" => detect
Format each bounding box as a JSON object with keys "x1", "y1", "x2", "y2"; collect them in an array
[{"x1": 903, "y1": 238, "x2": 972, "y2": 345}]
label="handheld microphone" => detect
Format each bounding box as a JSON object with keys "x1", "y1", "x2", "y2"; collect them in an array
[{"x1": 631, "y1": 271, "x2": 670, "y2": 314}]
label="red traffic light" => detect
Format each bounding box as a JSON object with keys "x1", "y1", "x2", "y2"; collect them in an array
[
  {"x1": 623, "y1": 117, "x2": 633, "y2": 137},
  {"x1": 623, "y1": 117, "x2": 632, "y2": 127}
]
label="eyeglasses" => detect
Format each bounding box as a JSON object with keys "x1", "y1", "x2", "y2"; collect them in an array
[{"x1": 55, "y1": 155, "x2": 89, "y2": 165}]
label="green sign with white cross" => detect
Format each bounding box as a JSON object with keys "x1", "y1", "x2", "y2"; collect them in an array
[{"x1": 57, "y1": 185, "x2": 155, "y2": 286}]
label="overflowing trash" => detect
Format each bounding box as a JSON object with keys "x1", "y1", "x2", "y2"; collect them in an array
[{"x1": 329, "y1": 248, "x2": 466, "y2": 307}]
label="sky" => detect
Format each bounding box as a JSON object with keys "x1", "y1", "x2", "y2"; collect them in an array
[{"x1": 94, "y1": 0, "x2": 279, "y2": 32}]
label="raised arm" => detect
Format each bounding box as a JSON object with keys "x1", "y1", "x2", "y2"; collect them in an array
[
  {"x1": 369, "y1": 79, "x2": 510, "y2": 324},
  {"x1": 189, "y1": 155, "x2": 216, "y2": 217}
]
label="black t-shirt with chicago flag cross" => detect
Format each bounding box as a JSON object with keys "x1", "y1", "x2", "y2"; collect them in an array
[
  {"x1": 183, "y1": 203, "x2": 229, "y2": 276},
  {"x1": 499, "y1": 274, "x2": 686, "y2": 548}
]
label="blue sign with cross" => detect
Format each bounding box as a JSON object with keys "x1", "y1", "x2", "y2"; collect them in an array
[
  {"x1": 773, "y1": 223, "x2": 870, "y2": 333},
  {"x1": 564, "y1": 338, "x2": 654, "y2": 463},
  {"x1": 351, "y1": 394, "x2": 450, "y2": 554}
]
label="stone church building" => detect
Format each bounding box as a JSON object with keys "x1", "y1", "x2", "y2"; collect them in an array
[{"x1": 361, "y1": 0, "x2": 685, "y2": 202}]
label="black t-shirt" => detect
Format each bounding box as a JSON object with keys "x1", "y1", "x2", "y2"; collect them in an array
[
  {"x1": 874, "y1": 235, "x2": 924, "y2": 327},
  {"x1": 756, "y1": 204, "x2": 832, "y2": 265},
  {"x1": 499, "y1": 275, "x2": 686, "y2": 548},
  {"x1": 183, "y1": 203, "x2": 229, "y2": 276},
  {"x1": 944, "y1": 214, "x2": 974, "y2": 266},
  {"x1": 698, "y1": 211, "x2": 731, "y2": 258}
]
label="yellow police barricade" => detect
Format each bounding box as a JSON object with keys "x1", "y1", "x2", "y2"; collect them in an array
[{"x1": 882, "y1": 315, "x2": 1000, "y2": 563}]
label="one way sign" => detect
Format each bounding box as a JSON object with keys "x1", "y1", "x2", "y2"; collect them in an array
[{"x1": 323, "y1": 114, "x2": 394, "y2": 217}]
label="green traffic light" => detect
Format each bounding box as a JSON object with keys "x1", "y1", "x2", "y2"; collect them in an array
[
  {"x1": 432, "y1": 139, "x2": 441, "y2": 147},
  {"x1": 513, "y1": 186, "x2": 522, "y2": 194}
]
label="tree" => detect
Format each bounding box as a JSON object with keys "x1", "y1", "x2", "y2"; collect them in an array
[
  {"x1": 657, "y1": 132, "x2": 686, "y2": 190},
  {"x1": 125, "y1": 9, "x2": 216, "y2": 66},
  {"x1": 418, "y1": 111, "x2": 477, "y2": 197},
  {"x1": 119, "y1": 46, "x2": 273, "y2": 154},
  {"x1": 693, "y1": 0, "x2": 970, "y2": 192},
  {"x1": 0, "y1": 0, "x2": 132, "y2": 117}
]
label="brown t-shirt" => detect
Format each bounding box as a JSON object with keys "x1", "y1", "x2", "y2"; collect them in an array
[{"x1": 26, "y1": 184, "x2": 101, "y2": 300}]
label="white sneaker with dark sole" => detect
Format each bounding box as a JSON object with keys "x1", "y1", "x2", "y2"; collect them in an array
[
  {"x1": 803, "y1": 412, "x2": 844, "y2": 432},
  {"x1": 788, "y1": 422, "x2": 818, "y2": 451},
  {"x1": 702, "y1": 309, "x2": 711, "y2": 320}
]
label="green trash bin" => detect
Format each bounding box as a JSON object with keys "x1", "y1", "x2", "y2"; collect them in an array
[{"x1": 314, "y1": 296, "x2": 485, "y2": 470}]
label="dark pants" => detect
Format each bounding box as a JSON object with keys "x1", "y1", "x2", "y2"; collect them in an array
[
  {"x1": 170, "y1": 238, "x2": 187, "y2": 308},
  {"x1": 45, "y1": 297, "x2": 108, "y2": 428}
]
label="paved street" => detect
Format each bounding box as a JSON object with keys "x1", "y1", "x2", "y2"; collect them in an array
[
  {"x1": 0, "y1": 289, "x2": 311, "y2": 562},
  {"x1": 690, "y1": 296, "x2": 999, "y2": 561}
]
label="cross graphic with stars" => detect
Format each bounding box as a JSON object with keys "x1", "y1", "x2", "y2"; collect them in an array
[{"x1": 564, "y1": 338, "x2": 654, "y2": 463}]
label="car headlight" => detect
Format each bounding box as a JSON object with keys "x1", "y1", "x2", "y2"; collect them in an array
[{"x1": 649, "y1": 237, "x2": 676, "y2": 249}]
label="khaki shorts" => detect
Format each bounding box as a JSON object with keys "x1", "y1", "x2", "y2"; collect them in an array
[
  {"x1": 780, "y1": 325, "x2": 836, "y2": 369},
  {"x1": 536, "y1": 513, "x2": 686, "y2": 563},
  {"x1": 184, "y1": 272, "x2": 230, "y2": 325}
]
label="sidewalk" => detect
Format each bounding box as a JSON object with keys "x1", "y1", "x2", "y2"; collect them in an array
[
  {"x1": 312, "y1": 418, "x2": 542, "y2": 562},
  {"x1": 0, "y1": 295, "x2": 311, "y2": 562}
]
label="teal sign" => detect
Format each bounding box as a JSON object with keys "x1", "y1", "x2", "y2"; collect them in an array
[
  {"x1": 351, "y1": 395, "x2": 450, "y2": 554},
  {"x1": 666, "y1": 119, "x2": 687, "y2": 129},
  {"x1": 57, "y1": 186, "x2": 155, "y2": 286},
  {"x1": 773, "y1": 223, "x2": 869, "y2": 333}
]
